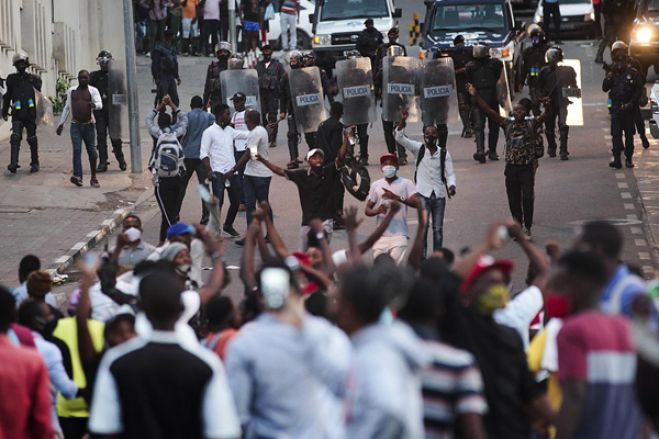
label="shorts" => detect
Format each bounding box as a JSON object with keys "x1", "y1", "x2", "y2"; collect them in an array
[{"x1": 243, "y1": 20, "x2": 260, "y2": 32}]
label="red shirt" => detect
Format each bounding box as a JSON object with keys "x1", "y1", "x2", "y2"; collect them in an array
[{"x1": 0, "y1": 335, "x2": 53, "y2": 439}]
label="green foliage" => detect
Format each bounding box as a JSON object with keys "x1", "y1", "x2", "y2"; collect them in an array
[{"x1": 49, "y1": 76, "x2": 70, "y2": 114}]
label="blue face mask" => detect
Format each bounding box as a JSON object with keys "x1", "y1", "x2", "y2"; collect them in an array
[
  {"x1": 532, "y1": 36, "x2": 541, "y2": 46},
  {"x1": 382, "y1": 165, "x2": 397, "y2": 179}
]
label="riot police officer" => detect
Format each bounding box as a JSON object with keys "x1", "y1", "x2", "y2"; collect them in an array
[
  {"x1": 356, "y1": 19, "x2": 383, "y2": 70},
  {"x1": 450, "y1": 35, "x2": 473, "y2": 138},
  {"x1": 280, "y1": 51, "x2": 317, "y2": 169},
  {"x1": 595, "y1": 0, "x2": 635, "y2": 64},
  {"x1": 627, "y1": 55, "x2": 651, "y2": 150},
  {"x1": 603, "y1": 41, "x2": 643, "y2": 169},
  {"x1": 302, "y1": 52, "x2": 334, "y2": 103},
  {"x1": 539, "y1": 46, "x2": 577, "y2": 160},
  {"x1": 256, "y1": 44, "x2": 286, "y2": 148},
  {"x1": 90, "y1": 50, "x2": 127, "y2": 172},
  {"x1": 2, "y1": 53, "x2": 42, "y2": 174},
  {"x1": 376, "y1": 45, "x2": 409, "y2": 165},
  {"x1": 203, "y1": 41, "x2": 231, "y2": 110},
  {"x1": 465, "y1": 43, "x2": 503, "y2": 163},
  {"x1": 520, "y1": 24, "x2": 549, "y2": 116}
]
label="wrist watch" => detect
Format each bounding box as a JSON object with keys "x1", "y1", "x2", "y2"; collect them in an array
[{"x1": 399, "y1": 195, "x2": 406, "y2": 203}]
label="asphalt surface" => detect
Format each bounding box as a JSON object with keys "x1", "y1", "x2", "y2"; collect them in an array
[{"x1": 102, "y1": 37, "x2": 657, "y2": 301}]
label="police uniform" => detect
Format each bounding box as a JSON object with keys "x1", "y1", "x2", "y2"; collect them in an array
[
  {"x1": 595, "y1": 0, "x2": 635, "y2": 64},
  {"x1": 521, "y1": 43, "x2": 549, "y2": 115},
  {"x1": 466, "y1": 57, "x2": 503, "y2": 160},
  {"x1": 2, "y1": 70, "x2": 42, "y2": 172},
  {"x1": 281, "y1": 68, "x2": 317, "y2": 166},
  {"x1": 256, "y1": 56, "x2": 286, "y2": 146},
  {"x1": 90, "y1": 69, "x2": 127, "y2": 171},
  {"x1": 203, "y1": 58, "x2": 228, "y2": 110},
  {"x1": 450, "y1": 45, "x2": 473, "y2": 136},
  {"x1": 603, "y1": 62, "x2": 643, "y2": 167},
  {"x1": 539, "y1": 63, "x2": 577, "y2": 159},
  {"x1": 628, "y1": 56, "x2": 651, "y2": 149}
]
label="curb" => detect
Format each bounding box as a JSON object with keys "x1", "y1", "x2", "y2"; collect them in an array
[{"x1": 46, "y1": 207, "x2": 133, "y2": 280}]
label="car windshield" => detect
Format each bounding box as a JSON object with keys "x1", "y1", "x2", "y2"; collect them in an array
[
  {"x1": 551, "y1": 0, "x2": 590, "y2": 4},
  {"x1": 432, "y1": 4, "x2": 506, "y2": 32},
  {"x1": 320, "y1": 0, "x2": 389, "y2": 20},
  {"x1": 646, "y1": 0, "x2": 659, "y2": 11}
]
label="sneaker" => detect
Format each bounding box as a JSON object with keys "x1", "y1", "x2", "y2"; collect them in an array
[
  {"x1": 118, "y1": 158, "x2": 128, "y2": 171},
  {"x1": 269, "y1": 141, "x2": 277, "y2": 148},
  {"x1": 488, "y1": 151, "x2": 499, "y2": 161},
  {"x1": 560, "y1": 154, "x2": 569, "y2": 161},
  {"x1": 223, "y1": 225, "x2": 240, "y2": 237},
  {"x1": 7, "y1": 163, "x2": 19, "y2": 174},
  {"x1": 358, "y1": 156, "x2": 369, "y2": 166},
  {"x1": 90, "y1": 178, "x2": 100, "y2": 188},
  {"x1": 523, "y1": 227, "x2": 532, "y2": 240},
  {"x1": 30, "y1": 163, "x2": 39, "y2": 173},
  {"x1": 399, "y1": 157, "x2": 408, "y2": 166},
  {"x1": 625, "y1": 159, "x2": 635, "y2": 168},
  {"x1": 235, "y1": 238, "x2": 245, "y2": 246},
  {"x1": 609, "y1": 160, "x2": 622, "y2": 169},
  {"x1": 548, "y1": 150, "x2": 557, "y2": 158},
  {"x1": 70, "y1": 176, "x2": 83, "y2": 187},
  {"x1": 96, "y1": 164, "x2": 108, "y2": 173},
  {"x1": 286, "y1": 160, "x2": 299, "y2": 169}
]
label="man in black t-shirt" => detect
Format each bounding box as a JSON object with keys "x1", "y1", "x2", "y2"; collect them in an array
[{"x1": 257, "y1": 128, "x2": 349, "y2": 248}]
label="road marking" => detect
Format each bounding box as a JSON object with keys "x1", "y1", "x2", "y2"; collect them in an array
[
  {"x1": 616, "y1": 173, "x2": 625, "y2": 179},
  {"x1": 624, "y1": 203, "x2": 635, "y2": 210},
  {"x1": 621, "y1": 192, "x2": 632, "y2": 199},
  {"x1": 631, "y1": 227, "x2": 643, "y2": 235},
  {"x1": 639, "y1": 252, "x2": 651, "y2": 260},
  {"x1": 627, "y1": 214, "x2": 638, "y2": 220},
  {"x1": 618, "y1": 182, "x2": 629, "y2": 189},
  {"x1": 635, "y1": 238, "x2": 648, "y2": 247}
]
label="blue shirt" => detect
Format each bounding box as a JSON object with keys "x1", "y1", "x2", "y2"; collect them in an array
[
  {"x1": 600, "y1": 265, "x2": 658, "y2": 327},
  {"x1": 181, "y1": 108, "x2": 214, "y2": 159}
]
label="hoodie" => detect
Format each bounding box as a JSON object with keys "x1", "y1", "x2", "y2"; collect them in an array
[{"x1": 347, "y1": 321, "x2": 429, "y2": 438}]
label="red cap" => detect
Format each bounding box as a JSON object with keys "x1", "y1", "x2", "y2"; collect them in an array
[
  {"x1": 460, "y1": 255, "x2": 514, "y2": 294},
  {"x1": 380, "y1": 153, "x2": 399, "y2": 166}
]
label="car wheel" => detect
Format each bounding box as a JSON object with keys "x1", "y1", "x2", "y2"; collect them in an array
[{"x1": 297, "y1": 30, "x2": 311, "y2": 49}]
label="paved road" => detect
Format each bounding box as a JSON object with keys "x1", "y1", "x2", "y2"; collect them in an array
[{"x1": 98, "y1": 39, "x2": 658, "y2": 301}]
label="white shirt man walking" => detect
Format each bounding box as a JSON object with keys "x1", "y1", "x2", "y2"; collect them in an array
[
  {"x1": 365, "y1": 153, "x2": 421, "y2": 265},
  {"x1": 395, "y1": 111, "x2": 456, "y2": 257}
]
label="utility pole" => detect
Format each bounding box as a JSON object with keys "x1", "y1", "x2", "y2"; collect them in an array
[
  {"x1": 229, "y1": 0, "x2": 237, "y2": 53},
  {"x1": 122, "y1": 0, "x2": 142, "y2": 173}
]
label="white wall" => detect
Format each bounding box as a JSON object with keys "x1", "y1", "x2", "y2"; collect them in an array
[{"x1": 0, "y1": 0, "x2": 126, "y2": 139}]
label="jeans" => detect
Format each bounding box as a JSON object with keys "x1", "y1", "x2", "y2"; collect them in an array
[
  {"x1": 244, "y1": 175, "x2": 272, "y2": 225},
  {"x1": 202, "y1": 19, "x2": 220, "y2": 54},
  {"x1": 280, "y1": 13, "x2": 297, "y2": 50},
  {"x1": 155, "y1": 176, "x2": 183, "y2": 243},
  {"x1": 211, "y1": 172, "x2": 240, "y2": 227},
  {"x1": 180, "y1": 158, "x2": 210, "y2": 222},
  {"x1": 421, "y1": 194, "x2": 446, "y2": 257},
  {"x1": 70, "y1": 123, "x2": 97, "y2": 179},
  {"x1": 504, "y1": 163, "x2": 535, "y2": 230}
]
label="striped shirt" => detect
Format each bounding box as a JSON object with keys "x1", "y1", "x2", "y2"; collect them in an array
[
  {"x1": 557, "y1": 311, "x2": 643, "y2": 439},
  {"x1": 280, "y1": 0, "x2": 298, "y2": 15},
  {"x1": 421, "y1": 340, "x2": 488, "y2": 438}
]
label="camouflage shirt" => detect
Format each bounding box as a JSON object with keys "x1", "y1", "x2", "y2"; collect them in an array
[{"x1": 502, "y1": 117, "x2": 539, "y2": 165}]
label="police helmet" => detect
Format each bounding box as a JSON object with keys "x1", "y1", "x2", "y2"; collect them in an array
[
  {"x1": 289, "y1": 50, "x2": 303, "y2": 67},
  {"x1": 215, "y1": 41, "x2": 232, "y2": 55},
  {"x1": 12, "y1": 53, "x2": 29, "y2": 66},
  {"x1": 344, "y1": 50, "x2": 361, "y2": 59},
  {"x1": 527, "y1": 24, "x2": 544, "y2": 38},
  {"x1": 611, "y1": 40, "x2": 629, "y2": 55},
  {"x1": 545, "y1": 46, "x2": 563, "y2": 63},
  {"x1": 472, "y1": 43, "x2": 490, "y2": 59},
  {"x1": 386, "y1": 45, "x2": 405, "y2": 58},
  {"x1": 302, "y1": 52, "x2": 316, "y2": 66},
  {"x1": 228, "y1": 54, "x2": 245, "y2": 69},
  {"x1": 97, "y1": 50, "x2": 113, "y2": 60}
]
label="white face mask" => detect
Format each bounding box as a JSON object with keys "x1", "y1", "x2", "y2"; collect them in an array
[
  {"x1": 382, "y1": 165, "x2": 397, "y2": 179},
  {"x1": 176, "y1": 264, "x2": 191, "y2": 277},
  {"x1": 125, "y1": 227, "x2": 142, "y2": 242}
]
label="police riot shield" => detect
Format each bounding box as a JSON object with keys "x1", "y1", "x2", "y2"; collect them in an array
[
  {"x1": 34, "y1": 89, "x2": 54, "y2": 126},
  {"x1": 0, "y1": 77, "x2": 4, "y2": 127},
  {"x1": 335, "y1": 57, "x2": 375, "y2": 126},
  {"x1": 220, "y1": 68, "x2": 261, "y2": 113},
  {"x1": 557, "y1": 59, "x2": 583, "y2": 126},
  {"x1": 289, "y1": 66, "x2": 327, "y2": 134},
  {"x1": 382, "y1": 56, "x2": 420, "y2": 123},
  {"x1": 420, "y1": 57, "x2": 459, "y2": 126},
  {"x1": 108, "y1": 60, "x2": 129, "y2": 140},
  {"x1": 497, "y1": 66, "x2": 513, "y2": 117}
]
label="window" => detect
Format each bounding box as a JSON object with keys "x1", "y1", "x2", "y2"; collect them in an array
[
  {"x1": 320, "y1": 0, "x2": 389, "y2": 21},
  {"x1": 432, "y1": 4, "x2": 505, "y2": 32}
]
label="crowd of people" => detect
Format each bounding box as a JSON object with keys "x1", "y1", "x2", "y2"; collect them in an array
[{"x1": 3, "y1": 204, "x2": 659, "y2": 438}]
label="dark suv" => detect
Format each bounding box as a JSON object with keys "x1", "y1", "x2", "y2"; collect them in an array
[
  {"x1": 420, "y1": 0, "x2": 526, "y2": 94},
  {"x1": 630, "y1": 0, "x2": 659, "y2": 77}
]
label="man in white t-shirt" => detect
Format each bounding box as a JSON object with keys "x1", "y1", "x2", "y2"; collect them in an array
[
  {"x1": 365, "y1": 153, "x2": 420, "y2": 264},
  {"x1": 231, "y1": 93, "x2": 249, "y2": 211}
]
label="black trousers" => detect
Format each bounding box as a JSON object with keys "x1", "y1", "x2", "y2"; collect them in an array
[
  {"x1": 202, "y1": 19, "x2": 220, "y2": 54},
  {"x1": 471, "y1": 100, "x2": 500, "y2": 154},
  {"x1": 635, "y1": 107, "x2": 647, "y2": 139},
  {"x1": 357, "y1": 123, "x2": 370, "y2": 158},
  {"x1": 287, "y1": 115, "x2": 316, "y2": 161},
  {"x1": 382, "y1": 118, "x2": 407, "y2": 160},
  {"x1": 9, "y1": 118, "x2": 38, "y2": 165},
  {"x1": 333, "y1": 177, "x2": 345, "y2": 223},
  {"x1": 457, "y1": 88, "x2": 472, "y2": 131},
  {"x1": 94, "y1": 110, "x2": 125, "y2": 166},
  {"x1": 155, "y1": 77, "x2": 179, "y2": 107},
  {"x1": 611, "y1": 109, "x2": 636, "y2": 160},
  {"x1": 593, "y1": 3, "x2": 603, "y2": 38},
  {"x1": 260, "y1": 90, "x2": 279, "y2": 144},
  {"x1": 180, "y1": 158, "x2": 210, "y2": 222},
  {"x1": 543, "y1": 3, "x2": 561, "y2": 37},
  {"x1": 59, "y1": 416, "x2": 88, "y2": 439},
  {"x1": 155, "y1": 176, "x2": 183, "y2": 243},
  {"x1": 545, "y1": 105, "x2": 569, "y2": 156},
  {"x1": 505, "y1": 163, "x2": 535, "y2": 230}
]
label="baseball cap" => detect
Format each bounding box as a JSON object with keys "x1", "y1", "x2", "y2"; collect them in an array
[
  {"x1": 231, "y1": 92, "x2": 246, "y2": 101},
  {"x1": 379, "y1": 153, "x2": 399, "y2": 166},
  {"x1": 460, "y1": 255, "x2": 514, "y2": 294},
  {"x1": 388, "y1": 27, "x2": 399, "y2": 35},
  {"x1": 166, "y1": 222, "x2": 195, "y2": 238},
  {"x1": 306, "y1": 148, "x2": 325, "y2": 160}
]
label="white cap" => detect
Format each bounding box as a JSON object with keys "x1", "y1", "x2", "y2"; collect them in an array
[{"x1": 306, "y1": 148, "x2": 325, "y2": 161}]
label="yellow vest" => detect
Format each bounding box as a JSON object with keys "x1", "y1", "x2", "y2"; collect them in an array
[{"x1": 53, "y1": 317, "x2": 105, "y2": 418}]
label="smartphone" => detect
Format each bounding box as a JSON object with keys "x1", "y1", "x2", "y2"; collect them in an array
[
  {"x1": 260, "y1": 267, "x2": 290, "y2": 310},
  {"x1": 497, "y1": 225, "x2": 510, "y2": 242},
  {"x1": 249, "y1": 144, "x2": 258, "y2": 160}
]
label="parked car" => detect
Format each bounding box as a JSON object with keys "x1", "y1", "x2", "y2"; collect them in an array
[
  {"x1": 649, "y1": 82, "x2": 659, "y2": 138},
  {"x1": 533, "y1": 0, "x2": 598, "y2": 39},
  {"x1": 266, "y1": 0, "x2": 315, "y2": 50},
  {"x1": 630, "y1": 0, "x2": 659, "y2": 78},
  {"x1": 420, "y1": 0, "x2": 527, "y2": 95}
]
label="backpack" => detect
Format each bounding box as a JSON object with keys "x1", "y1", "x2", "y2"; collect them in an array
[
  {"x1": 414, "y1": 145, "x2": 450, "y2": 197},
  {"x1": 153, "y1": 132, "x2": 185, "y2": 178}
]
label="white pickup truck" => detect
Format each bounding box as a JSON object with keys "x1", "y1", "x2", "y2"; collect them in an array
[{"x1": 266, "y1": 0, "x2": 316, "y2": 49}]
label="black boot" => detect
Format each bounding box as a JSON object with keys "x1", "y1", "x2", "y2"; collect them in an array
[
  {"x1": 642, "y1": 135, "x2": 650, "y2": 149},
  {"x1": 7, "y1": 143, "x2": 20, "y2": 174},
  {"x1": 609, "y1": 156, "x2": 622, "y2": 169},
  {"x1": 27, "y1": 136, "x2": 39, "y2": 173}
]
